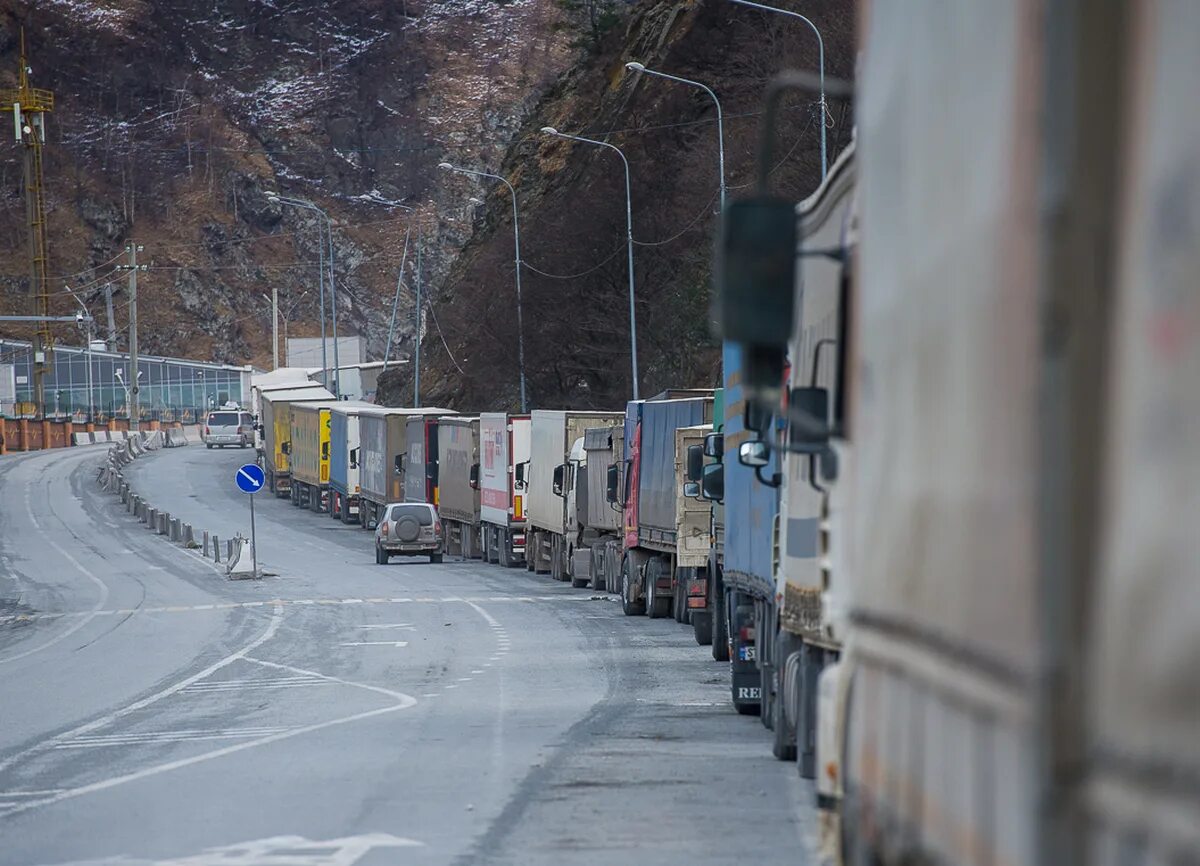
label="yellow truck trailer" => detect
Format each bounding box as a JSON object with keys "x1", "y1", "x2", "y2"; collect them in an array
[
  {"x1": 260, "y1": 386, "x2": 333, "y2": 497},
  {"x1": 289, "y1": 402, "x2": 333, "y2": 512}
]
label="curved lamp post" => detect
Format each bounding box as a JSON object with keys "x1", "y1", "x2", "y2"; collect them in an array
[
  {"x1": 438, "y1": 161, "x2": 528, "y2": 413},
  {"x1": 539, "y1": 127, "x2": 639, "y2": 401}
]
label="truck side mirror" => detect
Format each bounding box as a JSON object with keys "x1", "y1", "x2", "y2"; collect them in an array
[
  {"x1": 703, "y1": 432, "x2": 724, "y2": 460},
  {"x1": 738, "y1": 440, "x2": 770, "y2": 468},
  {"x1": 788, "y1": 386, "x2": 831, "y2": 453},
  {"x1": 469, "y1": 463, "x2": 480, "y2": 490},
  {"x1": 552, "y1": 464, "x2": 565, "y2": 497},
  {"x1": 683, "y1": 481, "x2": 701, "y2": 499},
  {"x1": 605, "y1": 463, "x2": 619, "y2": 504},
  {"x1": 349, "y1": 447, "x2": 358, "y2": 469},
  {"x1": 281, "y1": 441, "x2": 290, "y2": 455},
  {"x1": 701, "y1": 463, "x2": 724, "y2": 502},
  {"x1": 515, "y1": 461, "x2": 526, "y2": 485},
  {"x1": 394, "y1": 454, "x2": 404, "y2": 475},
  {"x1": 321, "y1": 442, "x2": 329, "y2": 460},
  {"x1": 686, "y1": 444, "x2": 704, "y2": 482}
]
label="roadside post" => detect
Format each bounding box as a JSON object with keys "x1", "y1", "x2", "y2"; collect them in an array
[{"x1": 235, "y1": 462, "x2": 265, "y2": 577}]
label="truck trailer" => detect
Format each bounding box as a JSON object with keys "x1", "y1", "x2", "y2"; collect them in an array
[
  {"x1": 260, "y1": 386, "x2": 334, "y2": 497},
  {"x1": 327, "y1": 401, "x2": 379, "y2": 524},
  {"x1": 357, "y1": 407, "x2": 452, "y2": 529},
  {"x1": 289, "y1": 402, "x2": 333, "y2": 513},
  {"x1": 526, "y1": 410, "x2": 624, "y2": 583},
  {"x1": 617, "y1": 395, "x2": 713, "y2": 618},
  {"x1": 403, "y1": 413, "x2": 458, "y2": 507},
  {"x1": 478, "y1": 412, "x2": 530, "y2": 567},
  {"x1": 579, "y1": 423, "x2": 625, "y2": 593},
  {"x1": 436, "y1": 416, "x2": 481, "y2": 558}
]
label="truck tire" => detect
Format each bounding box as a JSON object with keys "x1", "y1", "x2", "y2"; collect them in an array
[
  {"x1": 673, "y1": 570, "x2": 688, "y2": 623},
  {"x1": 621, "y1": 558, "x2": 645, "y2": 616},
  {"x1": 645, "y1": 560, "x2": 670, "y2": 619},
  {"x1": 569, "y1": 544, "x2": 589, "y2": 588},
  {"x1": 772, "y1": 649, "x2": 799, "y2": 761},
  {"x1": 590, "y1": 546, "x2": 605, "y2": 591},
  {"x1": 692, "y1": 611, "x2": 713, "y2": 646},
  {"x1": 711, "y1": 577, "x2": 730, "y2": 662},
  {"x1": 499, "y1": 530, "x2": 517, "y2": 568}
]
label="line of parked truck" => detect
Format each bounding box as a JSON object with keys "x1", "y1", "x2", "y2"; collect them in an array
[{"x1": 235, "y1": 5, "x2": 1199, "y2": 862}]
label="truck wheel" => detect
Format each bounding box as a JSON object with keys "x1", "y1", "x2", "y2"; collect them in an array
[
  {"x1": 645, "y1": 560, "x2": 670, "y2": 619},
  {"x1": 620, "y1": 558, "x2": 645, "y2": 616},
  {"x1": 430, "y1": 553, "x2": 443, "y2": 564},
  {"x1": 499, "y1": 531, "x2": 515, "y2": 568},
  {"x1": 590, "y1": 546, "x2": 605, "y2": 591},
  {"x1": 711, "y1": 576, "x2": 730, "y2": 662},
  {"x1": 692, "y1": 611, "x2": 713, "y2": 646},
  {"x1": 772, "y1": 650, "x2": 799, "y2": 761},
  {"x1": 206, "y1": 443, "x2": 213, "y2": 450}
]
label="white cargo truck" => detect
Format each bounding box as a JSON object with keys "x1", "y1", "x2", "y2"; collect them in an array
[
  {"x1": 579, "y1": 423, "x2": 625, "y2": 592},
  {"x1": 478, "y1": 412, "x2": 530, "y2": 567},
  {"x1": 525, "y1": 410, "x2": 625, "y2": 584}
]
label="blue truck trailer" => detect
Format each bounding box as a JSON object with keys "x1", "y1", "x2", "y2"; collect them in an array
[
  {"x1": 718, "y1": 342, "x2": 780, "y2": 714},
  {"x1": 617, "y1": 393, "x2": 713, "y2": 618}
]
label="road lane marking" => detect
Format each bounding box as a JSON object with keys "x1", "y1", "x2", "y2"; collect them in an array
[
  {"x1": 357, "y1": 623, "x2": 415, "y2": 631},
  {"x1": 339, "y1": 640, "x2": 409, "y2": 648},
  {"x1": 0, "y1": 604, "x2": 283, "y2": 776},
  {"x1": 0, "y1": 594, "x2": 608, "y2": 624},
  {"x1": 0, "y1": 609, "x2": 419, "y2": 820},
  {"x1": 54, "y1": 727, "x2": 292, "y2": 749}
]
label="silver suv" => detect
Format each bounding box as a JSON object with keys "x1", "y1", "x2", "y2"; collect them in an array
[
  {"x1": 204, "y1": 411, "x2": 254, "y2": 449},
  {"x1": 374, "y1": 502, "x2": 444, "y2": 564}
]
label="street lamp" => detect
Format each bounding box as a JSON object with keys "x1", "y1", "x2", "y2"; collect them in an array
[
  {"x1": 266, "y1": 192, "x2": 341, "y2": 396},
  {"x1": 728, "y1": 0, "x2": 828, "y2": 180},
  {"x1": 538, "y1": 127, "x2": 640, "y2": 401},
  {"x1": 625, "y1": 62, "x2": 726, "y2": 211},
  {"x1": 438, "y1": 161, "x2": 529, "y2": 412}
]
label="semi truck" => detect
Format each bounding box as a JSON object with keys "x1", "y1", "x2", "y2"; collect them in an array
[
  {"x1": 357, "y1": 406, "x2": 452, "y2": 529},
  {"x1": 289, "y1": 402, "x2": 333, "y2": 513},
  {"x1": 715, "y1": 341, "x2": 778, "y2": 715},
  {"x1": 402, "y1": 413, "x2": 458, "y2": 507},
  {"x1": 478, "y1": 412, "x2": 530, "y2": 567},
  {"x1": 260, "y1": 385, "x2": 334, "y2": 497},
  {"x1": 579, "y1": 423, "x2": 625, "y2": 592},
  {"x1": 617, "y1": 394, "x2": 713, "y2": 618},
  {"x1": 525, "y1": 410, "x2": 624, "y2": 583},
  {"x1": 672, "y1": 423, "x2": 713, "y2": 622},
  {"x1": 327, "y1": 401, "x2": 379, "y2": 524},
  {"x1": 251, "y1": 372, "x2": 321, "y2": 455},
  {"x1": 436, "y1": 416, "x2": 481, "y2": 558}
]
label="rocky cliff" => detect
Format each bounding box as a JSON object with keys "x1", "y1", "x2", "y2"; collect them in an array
[
  {"x1": 378, "y1": 0, "x2": 855, "y2": 410},
  {"x1": 0, "y1": 0, "x2": 576, "y2": 366}
]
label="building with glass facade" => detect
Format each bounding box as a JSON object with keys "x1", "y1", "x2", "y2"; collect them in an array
[{"x1": 0, "y1": 338, "x2": 252, "y2": 422}]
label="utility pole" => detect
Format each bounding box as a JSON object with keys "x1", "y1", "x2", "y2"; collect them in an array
[
  {"x1": 1, "y1": 31, "x2": 55, "y2": 416},
  {"x1": 125, "y1": 243, "x2": 143, "y2": 432},
  {"x1": 383, "y1": 226, "x2": 411, "y2": 372},
  {"x1": 104, "y1": 284, "x2": 117, "y2": 351},
  {"x1": 271, "y1": 286, "x2": 279, "y2": 369},
  {"x1": 413, "y1": 238, "x2": 422, "y2": 408}
]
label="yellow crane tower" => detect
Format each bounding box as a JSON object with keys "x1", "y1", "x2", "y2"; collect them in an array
[{"x1": 0, "y1": 30, "x2": 54, "y2": 416}]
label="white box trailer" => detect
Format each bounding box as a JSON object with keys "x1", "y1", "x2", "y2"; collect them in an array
[
  {"x1": 436, "y1": 416, "x2": 481, "y2": 558},
  {"x1": 577, "y1": 423, "x2": 625, "y2": 593},
  {"x1": 526, "y1": 409, "x2": 625, "y2": 583},
  {"x1": 808, "y1": 4, "x2": 1200, "y2": 865},
  {"x1": 478, "y1": 412, "x2": 530, "y2": 567}
]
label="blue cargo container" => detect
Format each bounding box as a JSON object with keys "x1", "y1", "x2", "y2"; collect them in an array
[{"x1": 720, "y1": 342, "x2": 778, "y2": 599}]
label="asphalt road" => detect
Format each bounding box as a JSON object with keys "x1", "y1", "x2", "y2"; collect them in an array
[{"x1": 0, "y1": 442, "x2": 814, "y2": 865}]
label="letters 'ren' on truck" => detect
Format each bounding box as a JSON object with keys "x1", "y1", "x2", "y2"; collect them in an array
[
  {"x1": 478, "y1": 412, "x2": 530, "y2": 567},
  {"x1": 401, "y1": 413, "x2": 459, "y2": 507},
  {"x1": 617, "y1": 392, "x2": 713, "y2": 618},
  {"x1": 436, "y1": 417, "x2": 481, "y2": 558},
  {"x1": 289, "y1": 402, "x2": 333, "y2": 513},
  {"x1": 259, "y1": 385, "x2": 334, "y2": 497},
  {"x1": 526, "y1": 410, "x2": 625, "y2": 584},
  {"x1": 327, "y1": 401, "x2": 380, "y2": 524},
  {"x1": 356, "y1": 407, "x2": 452, "y2": 529}
]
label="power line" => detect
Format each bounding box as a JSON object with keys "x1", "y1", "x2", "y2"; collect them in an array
[{"x1": 521, "y1": 245, "x2": 625, "y2": 280}]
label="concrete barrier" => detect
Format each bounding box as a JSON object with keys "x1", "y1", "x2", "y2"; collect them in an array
[
  {"x1": 226, "y1": 536, "x2": 256, "y2": 578},
  {"x1": 157, "y1": 512, "x2": 169, "y2": 535},
  {"x1": 169, "y1": 518, "x2": 181, "y2": 542}
]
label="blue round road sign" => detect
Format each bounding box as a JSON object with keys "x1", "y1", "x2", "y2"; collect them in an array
[{"x1": 236, "y1": 463, "x2": 266, "y2": 494}]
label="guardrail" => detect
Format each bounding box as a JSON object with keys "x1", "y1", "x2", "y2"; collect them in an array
[{"x1": 95, "y1": 428, "x2": 256, "y2": 579}]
